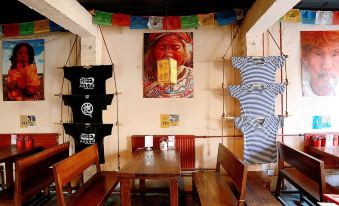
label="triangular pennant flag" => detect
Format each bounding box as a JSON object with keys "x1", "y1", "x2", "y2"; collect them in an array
[
  {"x1": 197, "y1": 13, "x2": 215, "y2": 27},
  {"x1": 34, "y1": 20, "x2": 50, "y2": 33},
  {"x1": 334, "y1": 11, "x2": 339, "y2": 25},
  {"x1": 233, "y1": 8, "x2": 244, "y2": 20},
  {"x1": 20, "y1": 22, "x2": 34, "y2": 35},
  {"x1": 282, "y1": 9, "x2": 300, "y2": 22},
  {"x1": 315, "y1": 11, "x2": 333, "y2": 25},
  {"x1": 3, "y1": 23, "x2": 19, "y2": 37},
  {"x1": 94, "y1": 10, "x2": 112, "y2": 26},
  {"x1": 181, "y1": 15, "x2": 198, "y2": 29},
  {"x1": 216, "y1": 11, "x2": 237, "y2": 26},
  {"x1": 163, "y1": 16, "x2": 181, "y2": 30},
  {"x1": 112, "y1": 13, "x2": 131, "y2": 26},
  {"x1": 148, "y1": 16, "x2": 163, "y2": 29},
  {"x1": 301, "y1": 10, "x2": 316, "y2": 24},
  {"x1": 0, "y1": 25, "x2": 3, "y2": 37},
  {"x1": 130, "y1": 16, "x2": 148, "y2": 29},
  {"x1": 49, "y1": 21, "x2": 65, "y2": 32}
]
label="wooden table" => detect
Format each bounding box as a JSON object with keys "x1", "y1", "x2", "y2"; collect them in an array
[
  {"x1": 310, "y1": 146, "x2": 339, "y2": 160},
  {"x1": 0, "y1": 145, "x2": 43, "y2": 187},
  {"x1": 119, "y1": 149, "x2": 181, "y2": 206}
]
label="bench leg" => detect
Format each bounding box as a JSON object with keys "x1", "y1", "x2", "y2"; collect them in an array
[
  {"x1": 140, "y1": 179, "x2": 146, "y2": 203},
  {"x1": 192, "y1": 175, "x2": 198, "y2": 201},
  {"x1": 275, "y1": 173, "x2": 283, "y2": 197}
]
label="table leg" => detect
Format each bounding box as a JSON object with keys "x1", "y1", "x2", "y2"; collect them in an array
[
  {"x1": 120, "y1": 178, "x2": 131, "y2": 206},
  {"x1": 5, "y1": 162, "x2": 13, "y2": 188},
  {"x1": 170, "y1": 178, "x2": 178, "y2": 206},
  {"x1": 140, "y1": 179, "x2": 146, "y2": 202}
]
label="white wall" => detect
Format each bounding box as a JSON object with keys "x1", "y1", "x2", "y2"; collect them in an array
[{"x1": 98, "y1": 26, "x2": 242, "y2": 170}]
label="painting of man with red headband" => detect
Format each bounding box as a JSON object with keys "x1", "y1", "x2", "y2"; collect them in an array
[
  {"x1": 301, "y1": 31, "x2": 339, "y2": 96},
  {"x1": 143, "y1": 32, "x2": 193, "y2": 98}
]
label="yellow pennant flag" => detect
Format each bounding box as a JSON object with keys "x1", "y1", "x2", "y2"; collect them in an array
[
  {"x1": 34, "y1": 19, "x2": 50, "y2": 33},
  {"x1": 282, "y1": 9, "x2": 300, "y2": 22},
  {"x1": 197, "y1": 13, "x2": 215, "y2": 27}
]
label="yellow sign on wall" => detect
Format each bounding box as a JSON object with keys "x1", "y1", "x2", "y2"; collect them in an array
[
  {"x1": 20, "y1": 115, "x2": 37, "y2": 128},
  {"x1": 160, "y1": 114, "x2": 179, "y2": 128}
]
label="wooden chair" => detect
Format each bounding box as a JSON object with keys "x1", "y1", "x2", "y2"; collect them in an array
[
  {"x1": 53, "y1": 144, "x2": 119, "y2": 206},
  {"x1": 275, "y1": 141, "x2": 339, "y2": 204},
  {"x1": 0, "y1": 142, "x2": 69, "y2": 206},
  {"x1": 193, "y1": 143, "x2": 248, "y2": 206}
]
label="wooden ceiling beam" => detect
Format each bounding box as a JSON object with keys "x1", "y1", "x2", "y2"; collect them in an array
[{"x1": 19, "y1": 0, "x2": 97, "y2": 37}]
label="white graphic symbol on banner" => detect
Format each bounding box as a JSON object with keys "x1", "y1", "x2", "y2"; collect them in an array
[
  {"x1": 80, "y1": 133, "x2": 95, "y2": 144},
  {"x1": 80, "y1": 77, "x2": 95, "y2": 89},
  {"x1": 81, "y1": 102, "x2": 93, "y2": 118}
]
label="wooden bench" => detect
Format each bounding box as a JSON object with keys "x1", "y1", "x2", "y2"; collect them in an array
[
  {"x1": 193, "y1": 143, "x2": 248, "y2": 206},
  {"x1": 275, "y1": 141, "x2": 339, "y2": 204},
  {"x1": 53, "y1": 144, "x2": 119, "y2": 206},
  {"x1": 193, "y1": 143, "x2": 281, "y2": 206},
  {"x1": 0, "y1": 142, "x2": 69, "y2": 206}
]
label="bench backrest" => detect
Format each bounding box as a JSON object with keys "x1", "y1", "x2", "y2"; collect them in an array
[
  {"x1": 53, "y1": 144, "x2": 101, "y2": 206},
  {"x1": 216, "y1": 143, "x2": 248, "y2": 205},
  {"x1": 277, "y1": 142, "x2": 326, "y2": 195},
  {"x1": 14, "y1": 142, "x2": 69, "y2": 205}
]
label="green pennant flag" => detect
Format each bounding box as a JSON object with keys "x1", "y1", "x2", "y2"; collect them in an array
[
  {"x1": 181, "y1": 15, "x2": 198, "y2": 29},
  {"x1": 94, "y1": 10, "x2": 112, "y2": 26},
  {"x1": 20, "y1": 22, "x2": 34, "y2": 35}
]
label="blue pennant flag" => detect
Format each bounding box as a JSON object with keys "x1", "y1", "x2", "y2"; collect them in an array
[
  {"x1": 130, "y1": 16, "x2": 149, "y2": 29},
  {"x1": 216, "y1": 11, "x2": 237, "y2": 26},
  {"x1": 49, "y1": 21, "x2": 66, "y2": 32},
  {"x1": 301, "y1": 10, "x2": 316, "y2": 24}
]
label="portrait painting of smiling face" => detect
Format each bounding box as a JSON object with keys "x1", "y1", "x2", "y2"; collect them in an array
[{"x1": 301, "y1": 31, "x2": 339, "y2": 96}]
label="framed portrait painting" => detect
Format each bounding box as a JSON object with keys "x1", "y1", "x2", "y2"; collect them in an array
[
  {"x1": 143, "y1": 32, "x2": 193, "y2": 98},
  {"x1": 301, "y1": 31, "x2": 339, "y2": 96},
  {"x1": 2, "y1": 39, "x2": 44, "y2": 101}
]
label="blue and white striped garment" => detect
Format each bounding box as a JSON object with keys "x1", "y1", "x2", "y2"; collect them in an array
[
  {"x1": 232, "y1": 55, "x2": 286, "y2": 84},
  {"x1": 228, "y1": 83, "x2": 285, "y2": 117},
  {"x1": 235, "y1": 116, "x2": 284, "y2": 164}
]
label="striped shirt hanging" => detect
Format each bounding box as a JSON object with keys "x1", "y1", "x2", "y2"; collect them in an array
[
  {"x1": 231, "y1": 55, "x2": 286, "y2": 84},
  {"x1": 228, "y1": 83, "x2": 285, "y2": 117},
  {"x1": 235, "y1": 116, "x2": 284, "y2": 164}
]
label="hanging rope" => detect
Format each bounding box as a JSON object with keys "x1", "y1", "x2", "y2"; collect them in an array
[
  {"x1": 60, "y1": 35, "x2": 78, "y2": 143},
  {"x1": 98, "y1": 26, "x2": 121, "y2": 170},
  {"x1": 221, "y1": 24, "x2": 241, "y2": 144}
]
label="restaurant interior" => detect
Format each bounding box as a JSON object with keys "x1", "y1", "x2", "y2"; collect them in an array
[{"x1": 0, "y1": 0, "x2": 338, "y2": 205}]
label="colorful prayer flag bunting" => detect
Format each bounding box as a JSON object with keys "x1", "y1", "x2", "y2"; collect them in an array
[
  {"x1": 20, "y1": 22, "x2": 34, "y2": 35},
  {"x1": 0, "y1": 26, "x2": 2, "y2": 37},
  {"x1": 181, "y1": 15, "x2": 198, "y2": 29},
  {"x1": 216, "y1": 11, "x2": 237, "y2": 26},
  {"x1": 34, "y1": 20, "x2": 50, "y2": 33},
  {"x1": 3, "y1": 23, "x2": 19, "y2": 37},
  {"x1": 163, "y1": 16, "x2": 181, "y2": 30},
  {"x1": 130, "y1": 16, "x2": 148, "y2": 29},
  {"x1": 315, "y1": 11, "x2": 333, "y2": 25},
  {"x1": 282, "y1": 9, "x2": 300, "y2": 22},
  {"x1": 148, "y1": 16, "x2": 163, "y2": 30},
  {"x1": 112, "y1": 13, "x2": 131, "y2": 26},
  {"x1": 94, "y1": 11, "x2": 112, "y2": 26},
  {"x1": 301, "y1": 10, "x2": 316, "y2": 24},
  {"x1": 197, "y1": 13, "x2": 215, "y2": 27}
]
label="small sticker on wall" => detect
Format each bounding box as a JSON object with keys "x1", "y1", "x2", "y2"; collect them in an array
[
  {"x1": 312, "y1": 116, "x2": 331, "y2": 129},
  {"x1": 20, "y1": 115, "x2": 37, "y2": 128},
  {"x1": 160, "y1": 114, "x2": 179, "y2": 128}
]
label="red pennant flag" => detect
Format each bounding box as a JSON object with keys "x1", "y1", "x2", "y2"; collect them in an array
[
  {"x1": 163, "y1": 16, "x2": 181, "y2": 30},
  {"x1": 3, "y1": 23, "x2": 19, "y2": 37},
  {"x1": 112, "y1": 14, "x2": 131, "y2": 26},
  {"x1": 333, "y1": 11, "x2": 339, "y2": 25}
]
